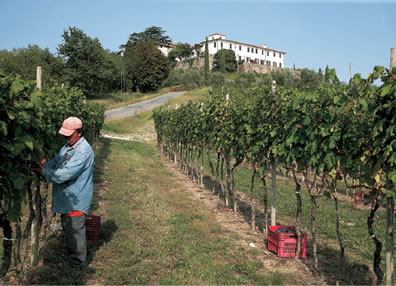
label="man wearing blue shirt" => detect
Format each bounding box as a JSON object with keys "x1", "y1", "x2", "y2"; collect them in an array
[{"x1": 39, "y1": 116, "x2": 94, "y2": 267}]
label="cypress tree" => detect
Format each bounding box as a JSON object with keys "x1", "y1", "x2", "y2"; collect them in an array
[{"x1": 204, "y1": 36, "x2": 209, "y2": 85}]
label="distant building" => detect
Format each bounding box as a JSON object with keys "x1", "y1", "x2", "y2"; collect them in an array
[
  {"x1": 201, "y1": 33, "x2": 285, "y2": 68},
  {"x1": 118, "y1": 48, "x2": 125, "y2": 57},
  {"x1": 157, "y1": 43, "x2": 176, "y2": 57},
  {"x1": 118, "y1": 43, "x2": 175, "y2": 57}
]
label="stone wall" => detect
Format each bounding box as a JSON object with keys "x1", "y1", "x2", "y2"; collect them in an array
[
  {"x1": 175, "y1": 56, "x2": 284, "y2": 75},
  {"x1": 239, "y1": 63, "x2": 273, "y2": 74},
  {"x1": 175, "y1": 55, "x2": 214, "y2": 70}
]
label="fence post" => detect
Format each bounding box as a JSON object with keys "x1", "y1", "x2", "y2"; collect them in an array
[
  {"x1": 36, "y1": 66, "x2": 42, "y2": 91},
  {"x1": 271, "y1": 80, "x2": 277, "y2": 226},
  {"x1": 390, "y1": 48, "x2": 396, "y2": 69}
]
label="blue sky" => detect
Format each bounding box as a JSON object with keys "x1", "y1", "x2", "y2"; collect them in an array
[{"x1": 1, "y1": 0, "x2": 395, "y2": 83}]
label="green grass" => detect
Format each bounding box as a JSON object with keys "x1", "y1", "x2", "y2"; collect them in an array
[
  {"x1": 161, "y1": 87, "x2": 209, "y2": 108},
  {"x1": 102, "y1": 110, "x2": 153, "y2": 134},
  {"x1": 14, "y1": 138, "x2": 292, "y2": 284},
  {"x1": 92, "y1": 138, "x2": 289, "y2": 285}
]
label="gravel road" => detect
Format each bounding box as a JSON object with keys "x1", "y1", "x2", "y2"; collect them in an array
[{"x1": 104, "y1": 91, "x2": 186, "y2": 121}]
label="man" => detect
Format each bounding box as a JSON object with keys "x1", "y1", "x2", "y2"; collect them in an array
[{"x1": 39, "y1": 116, "x2": 94, "y2": 267}]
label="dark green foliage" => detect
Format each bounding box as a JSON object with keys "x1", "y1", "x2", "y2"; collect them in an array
[
  {"x1": 168, "y1": 43, "x2": 193, "y2": 63},
  {"x1": 193, "y1": 43, "x2": 202, "y2": 58},
  {"x1": 123, "y1": 26, "x2": 171, "y2": 49},
  {"x1": 297, "y1": 68, "x2": 324, "y2": 90},
  {"x1": 58, "y1": 27, "x2": 120, "y2": 96},
  {"x1": 163, "y1": 68, "x2": 203, "y2": 90},
  {"x1": 208, "y1": 72, "x2": 225, "y2": 87},
  {"x1": 234, "y1": 72, "x2": 256, "y2": 88},
  {"x1": 204, "y1": 37, "x2": 209, "y2": 85},
  {"x1": 0, "y1": 70, "x2": 104, "y2": 223},
  {"x1": 212, "y1": 49, "x2": 237, "y2": 73},
  {"x1": 0, "y1": 45, "x2": 65, "y2": 84},
  {"x1": 270, "y1": 69, "x2": 295, "y2": 87},
  {"x1": 325, "y1": 65, "x2": 340, "y2": 84},
  {"x1": 125, "y1": 41, "x2": 170, "y2": 93}
]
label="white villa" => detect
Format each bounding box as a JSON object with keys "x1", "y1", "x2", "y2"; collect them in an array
[
  {"x1": 120, "y1": 33, "x2": 286, "y2": 70},
  {"x1": 201, "y1": 33, "x2": 285, "y2": 68},
  {"x1": 158, "y1": 43, "x2": 176, "y2": 57}
]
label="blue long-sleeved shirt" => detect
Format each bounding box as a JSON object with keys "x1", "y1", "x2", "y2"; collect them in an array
[{"x1": 42, "y1": 137, "x2": 94, "y2": 214}]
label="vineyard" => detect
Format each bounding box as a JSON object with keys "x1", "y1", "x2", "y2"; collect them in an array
[
  {"x1": 153, "y1": 66, "x2": 395, "y2": 284},
  {"x1": 0, "y1": 70, "x2": 105, "y2": 277},
  {"x1": 0, "y1": 64, "x2": 395, "y2": 284}
]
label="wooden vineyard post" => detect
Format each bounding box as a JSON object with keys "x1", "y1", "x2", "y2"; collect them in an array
[
  {"x1": 36, "y1": 66, "x2": 42, "y2": 91},
  {"x1": 271, "y1": 159, "x2": 276, "y2": 226},
  {"x1": 200, "y1": 102, "x2": 204, "y2": 189},
  {"x1": 31, "y1": 66, "x2": 42, "y2": 266},
  {"x1": 271, "y1": 80, "x2": 277, "y2": 226}
]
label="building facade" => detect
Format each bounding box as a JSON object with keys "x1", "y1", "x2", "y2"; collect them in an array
[
  {"x1": 201, "y1": 33, "x2": 285, "y2": 68},
  {"x1": 158, "y1": 43, "x2": 176, "y2": 57}
]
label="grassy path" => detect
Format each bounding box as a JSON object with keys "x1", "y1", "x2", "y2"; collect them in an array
[{"x1": 85, "y1": 139, "x2": 296, "y2": 284}]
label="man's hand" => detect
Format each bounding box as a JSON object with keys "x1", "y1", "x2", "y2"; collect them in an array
[{"x1": 33, "y1": 158, "x2": 47, "y2": 175}]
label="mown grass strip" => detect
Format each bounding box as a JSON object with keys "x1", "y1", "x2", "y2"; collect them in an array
[{"x1": 88, "y1": 138, "x2": 290, "y2": 285}]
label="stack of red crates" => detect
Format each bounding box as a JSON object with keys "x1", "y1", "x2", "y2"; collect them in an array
[
  {"x1": 86, "y1": 215, "x2": 101, "y2": 245},
  {"x1": 267, "y1": 226, "x2": 307, "y2": 258}
]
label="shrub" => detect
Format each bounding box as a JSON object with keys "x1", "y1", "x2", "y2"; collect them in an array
[
  {"x1": 208, "y1": 72, "x2": 225, "y2": 87},
  {"x1": 163, "y1": 68, "x2": 204, "y2": 90}
]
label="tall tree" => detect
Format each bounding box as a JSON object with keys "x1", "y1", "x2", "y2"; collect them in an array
[
  {"x1": 204, "y1": 37, "x2": 209, "y2": 84},
  {"x1": 123, "y1": 26, "x2": 171, "y2": 49},
  {"x1": 168, "y1": 43, "x2": 193, "y2": 62},
  {"x1": 58, "y1": 26, "x2": 119, "y2": 96},
  {"x1": 212, "y1": 49, "x2": 237, "y2": 73},
  {"x1": 124, "y1": 41, "x2": 169, "y2": 93}
]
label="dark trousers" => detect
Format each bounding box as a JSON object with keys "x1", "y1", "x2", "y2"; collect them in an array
[{"x1": 61, "y1": 214, "x2": 87, "y2": 265}]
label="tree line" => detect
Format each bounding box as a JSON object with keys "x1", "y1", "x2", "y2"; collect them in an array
[{"x1": 1, "y1": 26, "x2": 332, "y2": 96}]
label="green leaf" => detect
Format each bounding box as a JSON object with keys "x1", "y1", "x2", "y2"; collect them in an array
[
  {"x1": 0, "y1": 121, "x2": 7, "y2": 136},
  {"x1": 31, "y1": 91, "x2": 43, "y2": 108},
  {"x1": 12, "y1": 176, "x2": 25, "y2": 190},
  {"x1": 24, "y1": 140, "x2": 34, "y2": 151},
  {"x1": 329, "y1": 138, "x2": 336, "y2": 149},
  {"x1": 380, "y1": 84, "x2": 391, "y2": 97},
  {"x1": 11, "y1": 79, "x2": 24, "y2": 94},
  {"x1": 358, "y1": 98, "x2": 368, "y2": 110}
]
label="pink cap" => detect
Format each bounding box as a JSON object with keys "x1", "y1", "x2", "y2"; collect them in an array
[{"x1": 59, "y1": 117, "x2": 83, "y2": 136}]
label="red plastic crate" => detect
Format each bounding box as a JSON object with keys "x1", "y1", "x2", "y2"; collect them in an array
[
  {"x1": 267, "y1": 226, "x2": 307, "y2": 258},
  {"x1": 86, "y1": 215, "x2": 101, "y2": 245}
]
